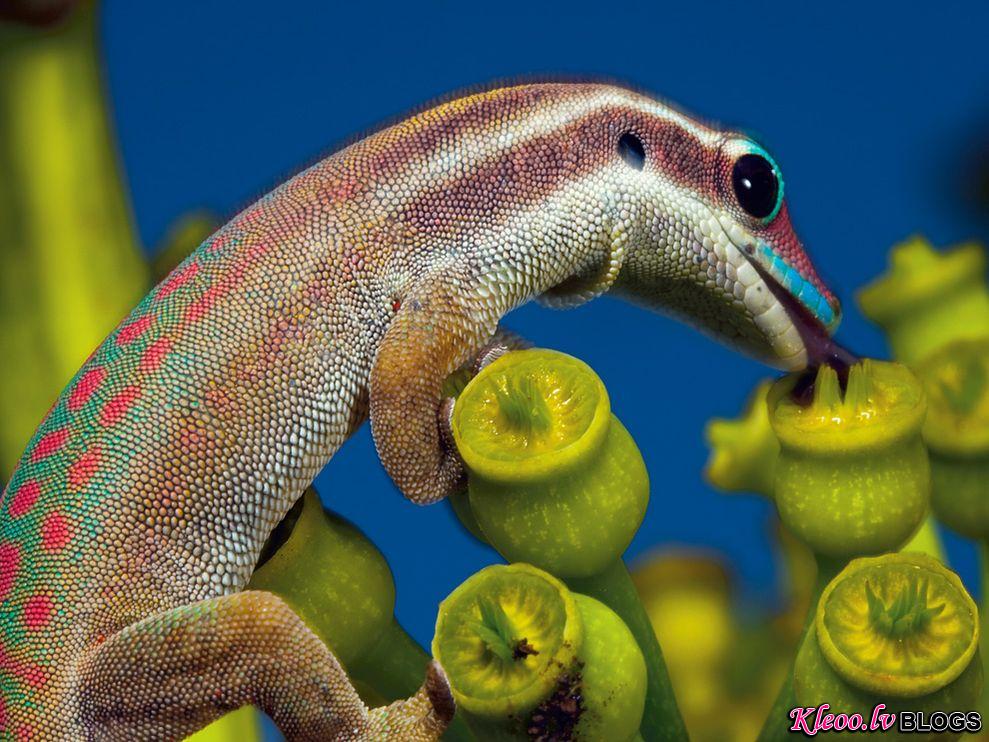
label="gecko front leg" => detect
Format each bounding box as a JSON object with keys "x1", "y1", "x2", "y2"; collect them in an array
[
  {"x1": 369, "y1": 267, "x2": 498, "y2": 504},
  {"x1": 371, "y1": 223, "x2": 627, "y2": 505}
]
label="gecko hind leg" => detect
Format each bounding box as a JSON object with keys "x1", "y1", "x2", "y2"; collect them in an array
[{"x1": 76, "y1": 590, "x2": 452, "y2": 741}]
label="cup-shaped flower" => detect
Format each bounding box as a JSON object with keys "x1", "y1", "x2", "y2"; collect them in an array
[
  {"x1": 431, "y1": 563, "x2": 583, "y2": 719},
  {"x1": 768, "y1": 360, "x2": 929, "y2": 559},
  {"x1": 432, "y1": 563, "x2": 646, "y2": 741},
  {"x1": 914, "y1": 339, "x2": 989, "y2": 540},
  {"x1": 452, "y1": 349, "x2": 648, "y2": 578},
  {"x1": 794, "y1": 554, "x2": 981, "y2": 739}
]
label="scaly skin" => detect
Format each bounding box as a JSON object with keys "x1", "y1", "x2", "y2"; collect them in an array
[{"x1": 0, "y1": 83, "x2": 840, "y2": 739}]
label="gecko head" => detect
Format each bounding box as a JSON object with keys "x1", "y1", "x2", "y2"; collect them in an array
[{"x1": 603, "y1": 92, "x2": 848, "y2": 371}]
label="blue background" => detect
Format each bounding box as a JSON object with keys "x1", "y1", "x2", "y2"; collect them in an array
[{"x1": 100, "y1": 0, "x2": 989, "y2": 683}]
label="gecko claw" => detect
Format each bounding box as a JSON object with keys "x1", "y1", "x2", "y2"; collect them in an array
[
  {"x1": 423, "y1": 660, "x2": 456, "y2": 725},
  {"x1": 473, "y1": 343, "x2": 512, "y2": 374},
  {"x1": 438, "y1": 397, "x2": 463, "y2": 467}
]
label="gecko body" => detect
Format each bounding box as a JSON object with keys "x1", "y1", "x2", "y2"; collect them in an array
[{"x1": 0, "y1": 83, "x2": 841, "y2": 740}]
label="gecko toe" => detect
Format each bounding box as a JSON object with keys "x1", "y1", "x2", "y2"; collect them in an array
[{"x1": 424, "y1": 660, "x2": 456, "y2": 724}]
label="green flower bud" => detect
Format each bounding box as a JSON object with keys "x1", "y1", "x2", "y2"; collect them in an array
[
  {"x1": 248, "y1": 489, "x2": 476, "y2": 742},
  {"x1": 914, "y1": 339, "x2": 989, "y2": 539},
  {"x1": 250, "y1": 489, "x2": 395, "y2": 669},
  {"x1": 632, "y1": 554, "x2": 734, "y2": 720},
  {"x1": 857, "y1": 237, "x2": 989, "y2": 366},
  {"x1": 704, "y1": 380, "x2": 778, "y2": 498}
]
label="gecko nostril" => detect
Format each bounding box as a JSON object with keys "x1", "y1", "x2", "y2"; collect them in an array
[{"x1": 617, "y1": 132, "x2": 645, "y2": 170}]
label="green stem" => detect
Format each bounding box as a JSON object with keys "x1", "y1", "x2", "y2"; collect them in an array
[
  {"x1": 567, "y1": 559, "x2": 687, "y2": 742},
  {"x1": 756, "y1": 554, "x2": 843, "y2": 742},
  {"x1": 350, "y1": 619, "x2": 473, "y2": 742},
  {"x1": 979, "y1": 541, "x2": 989, "y2": 719},
  {"x1": 899, "y1": 516, "x2": 946, "y2": 562}
]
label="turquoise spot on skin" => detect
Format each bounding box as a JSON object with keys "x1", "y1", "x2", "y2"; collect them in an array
[
  {"x1": 781, "y1": 270, "x2": 798, "y2": 294},
  {"x1": 756, "y1": 243, "x2": 835, "y2": 327}
]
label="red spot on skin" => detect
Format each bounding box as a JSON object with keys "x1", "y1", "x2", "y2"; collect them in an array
[
  {"x1": 14, "y1": 724, "x2": 32, "y2": 742},
  {"x1": 116, "y1": 315, "x2": 153, "y2": 346},
  {"x1": 391, "y1": 298, "x2": 401, "y2": 312},
  {"x1": 0, "y1": 544, "x2": 20, "y2": 601},
  {"x1": 0, "y1": 694, "x2": 6, "y2": 730},
  {"x1": 8, "y1": 480, "x2": 41, "y2": 518},
  {"x1": 40, "y1": 513, "x2": 71, "y2": 552},
  {"x1": 20, "y1": 666, "x2": 46, "y2": 689},
  {"x1": 0, "y1": 646, "x2": 47, "y2": 690},
  {"x1": 245, "y1": 242, "x2": 269, "y2": 262},
  {"x1": 67, "y1": 366, "x2": 107, "y2": 412},
  {"x1": 21, "y1": 595, "x2": 53, "y2": 631},
  {"x1": 183, "y1": 287, "x2": 218, "y2": 324},
  {"x1": 139, "y1": 337, "x2": 172, "y2": 373},
  {"x1": 184, "y1": 242, "x2": 269, "y2": 324},
  {"x1": 67, "y1": 448, "x2": 101, "y2": 491},
  {"x1": 99, "y1": 387, "x2": 140, "y2": 427},
  {"x1": 207, "y1": 234, "x2": 230, "y2": 253},
  {"x1": 156, "y1": 261, "x2": 199, "y2": 300},
  {"x1": 29, "y1": 428, "x2": 68, "y2": 463}
]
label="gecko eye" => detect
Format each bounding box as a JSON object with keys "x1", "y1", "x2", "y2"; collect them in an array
[
  {"x1": 618, "y1": 132, "x2": 645, "y2": 170},
  {"x1": 732, "y1": 153, "x2": 781, "y2": 220}
]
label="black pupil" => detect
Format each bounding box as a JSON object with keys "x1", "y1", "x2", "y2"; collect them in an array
[
  {"x1": 731, "y1": 153, "x2": 779, "y2": 219},
  {"x1": 618, "y1": 132, "x2": 645, "y2": 170}
]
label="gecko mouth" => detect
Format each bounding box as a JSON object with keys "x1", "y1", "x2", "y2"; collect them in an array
[{"x1": 748, "y1": 258, "x2": 858, "y2": 374}]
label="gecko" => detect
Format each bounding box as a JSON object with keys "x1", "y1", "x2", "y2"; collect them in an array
[{"x1": 0, "y1": 82, "x2": 847, "y2": 740}]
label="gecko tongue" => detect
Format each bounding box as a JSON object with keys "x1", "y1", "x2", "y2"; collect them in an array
[{"x1": 788, "y1": 325, "x2": 859, "y2": 407}]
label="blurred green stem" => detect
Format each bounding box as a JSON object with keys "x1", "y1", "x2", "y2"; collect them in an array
[
  {"x1": 0, "y1": 1, "x2": 147, "y2": 477},
  {"x1": 900, "y1": 516, "x2": 945, "y2": 562},
  {"x1": 568, "y1": 558, "x2": 687, "y2": 742},
  {"x1": 756, "y1": 555, "x2": 843, "y2": 742},
  {"x1": 979, "y1": 541, "x2": 989, "y2": 718},
  {"x1": 351, "y1": 619, "x2": 430, "y2": 704}
]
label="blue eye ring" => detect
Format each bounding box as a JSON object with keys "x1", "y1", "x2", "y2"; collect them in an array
[{"x1": 732, "y1": 143, "x2": 785, "y2": 223}]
